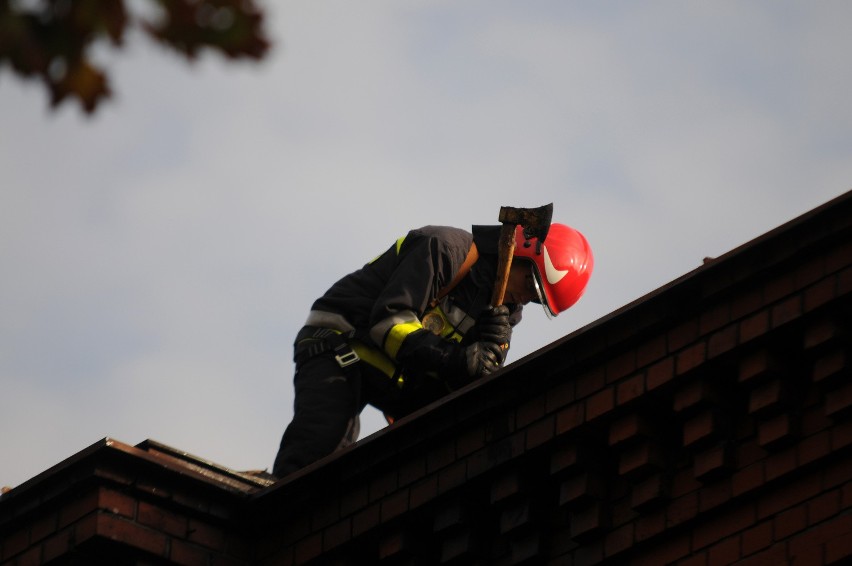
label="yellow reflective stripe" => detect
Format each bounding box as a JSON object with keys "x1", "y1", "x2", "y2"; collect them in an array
[
  {"x1": 385, "y1": 320, "x2": 423, "y2": 359},
  {"x1": 369, "y1": 235, "x2": 408, "y2": 264},
  {"x1": 350, "y1": 341, "x2": 397, "y2": 378}
]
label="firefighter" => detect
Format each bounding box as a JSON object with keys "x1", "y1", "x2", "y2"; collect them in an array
[{"x1": 272, "y1": 222, "x2": 593, "y2": 478}]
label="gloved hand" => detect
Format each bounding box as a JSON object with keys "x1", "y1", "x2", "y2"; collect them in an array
[
  {"x1": 463, "y1": 341, "x2": 505, "y2": 377},
  {"x1": 477, "y1": 305, "x2": 512, "y2": 349}
]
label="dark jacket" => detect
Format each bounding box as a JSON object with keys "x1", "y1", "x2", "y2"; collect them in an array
[{"x1": 302, "y1": 225, "x2": 522, "y2": 417}]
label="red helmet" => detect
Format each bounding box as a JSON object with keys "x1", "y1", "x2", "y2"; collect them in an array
[{"x1": 513, "y1": 223, "x2": 593, "y2": 317}]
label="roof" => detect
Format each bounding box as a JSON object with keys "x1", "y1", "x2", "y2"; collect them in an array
[{"x1": 2, "y1": 189, "x2": 851, "y2": 565}]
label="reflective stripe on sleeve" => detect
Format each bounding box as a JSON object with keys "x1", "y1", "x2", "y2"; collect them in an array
[
  {"x1": 384, "y1": 320, "x2": 423, "y2": 359},
  {"x1": 370, "y1": 310, "x2": 423, "y2": 359}
]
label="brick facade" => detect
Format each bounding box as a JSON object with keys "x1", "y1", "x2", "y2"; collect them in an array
[{"x1": 2, "y1": 190, "x2": 851, "y2": 565}]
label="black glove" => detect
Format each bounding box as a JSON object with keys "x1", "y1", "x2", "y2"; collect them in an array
[
  {"x1": 477, "y1": 305, "x2": 512, "y2": 349},
  {"x1": 463, "y1": 341, "x2": 504, "y2": 377}
]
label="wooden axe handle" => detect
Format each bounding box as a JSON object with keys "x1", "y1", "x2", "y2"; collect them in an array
[{"x1": 490, "y1": 223, "x2": 517, "y2": 306}]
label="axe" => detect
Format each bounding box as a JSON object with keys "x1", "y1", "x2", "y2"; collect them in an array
[{"x1": 491, "y1": 203, "x2": 554, "y2": 307}]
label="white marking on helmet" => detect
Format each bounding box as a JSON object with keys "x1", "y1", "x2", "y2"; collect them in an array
[{"x1": 543, "y1": 245, "x2": 569, "y2": 285}]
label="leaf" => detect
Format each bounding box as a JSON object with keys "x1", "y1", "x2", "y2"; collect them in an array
[
  {"x1": 49, "y1": 58, "x2": 111, "y2": 113},
  {"x1": 143, "y1": 0, "x2": 270, "y2": 60}
]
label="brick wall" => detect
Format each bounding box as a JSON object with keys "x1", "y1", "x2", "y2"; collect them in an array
[
  {"x1": 0, "y1": 439, "x2": 271, "y2": 565},
  {"x1": 249, "y1": 190, "x2": 852, "y2": 565},
  {"x1": 2, "y1": 190, "x2": 851, "y2": 565}
]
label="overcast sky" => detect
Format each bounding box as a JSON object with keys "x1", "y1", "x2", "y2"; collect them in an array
[{"x1": 2, "y1": 1, "x2": 851, "y2": 489}]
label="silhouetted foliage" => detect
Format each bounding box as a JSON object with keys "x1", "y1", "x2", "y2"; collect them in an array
[{"x1": 0, "y1": 0, "x2": 271, "y2": 114}]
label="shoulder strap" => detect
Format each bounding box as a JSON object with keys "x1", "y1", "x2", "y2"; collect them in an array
[{"x1": 430, "y1": 242, "x2": 479, "y2": 308}]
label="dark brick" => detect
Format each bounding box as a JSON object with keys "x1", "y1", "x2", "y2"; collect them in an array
[
  {"x1": 559, "y1": 472, "x2": 606, "y2": 506},
  {"x1": 550, "y1": 444, "x2": 579, "y2": 476},
  {"x1": 634, "y1": 510, "x2": 666, "y2": 542},
  {"x1": 647, "y1": 357, "x2": 675, "y2": 390},
  {"x1": 798, "y1": 430, "x2": 832, "y2": 466},
  {"x1": 380, "y1": 488, "x2": 409, "y2": 522},
  {"x1": 770, "y1": 295, "x2": 802, "y2": 329},
  {"x1": 619, "y1": 441, "x2": 664, "y2": 477},
  {"x1": 757, "y1": 473, "x2": 821, "y2": 519},
  {"x1": 98, "y1": 489, "x2": 136, "y2": 519},
  {"x1": 732, "y1": 463, "x2": 765, "y2": 497},
  {"x1": 637, "y1": 334, "x2": 667, "y2": 368},
  {"x1": 322, "y1": 518, "x2": 351, "y2": 552},
  {"x1": 586, "y1": 388, "x2": 614, "y2": 420},
  {"x1": 339, "y1": 486, "x2": 368, "y2": 517},
  {"x1": 516, "y1": 394, "x2": 546, "y2": 428},
  {"x1": 674, "y1": 379, "x2": 707, "y2": 413},
  {"x1": 683, "y1": 410, "x2": 719, "y2": 447},
  {"x1": 603, "y1": 523, "x2": 634, "y2": 558},
  {"x1": 825, "y1": 382, "x2": 852, "y2": 419},
  {"x1": 788, "y1": 513, "x2": 852, "y2": 561},
  {"x1": 693, "y1": 443, "x2": 734, "y2": 481},
  {"x1": 576, "y1": 367, "x2": 606, "y2": 398},
  {"x1": 499, "y1": 499, "x2": 531, "y2": 534},
  {"x1": 41, "y1": 527, "x2": 75, "y2": 564},
  {"x1": 707, "y1": 324, "x2": 738, "y2": 359},
  {"x1": 491, "y1": 470, "x2": 521, "y2": 504},
  {"x1": 170, "y1": 539, "x2": 210, "y2": 564},
  {"x1": 741, "y1": 521, "x2": 773, "y2": 556},
  {"x1": 676, "y1": 341, "x2": 707, "y2": 375},
  {"x1": 812, "y1": 349, "x2": 848, "y2": 385},
  {"x1": 708, "y1": 537, "x2": 741, "y2": 566},
  {"x1": 378, "y1": 528, "x2": 407, "y2": 559},
  {"x1": 606, "y1": 350, "x2": 637, "y2": 383},
  {"x1": 397, "y1": 454, "x2": 426, "y2": 487},
  {"x1": 764, "y1": 447, "x2": 798, "y2": 482},
  {"x1": 699, "y1": 302, "x2": 731, "y2": 336},
  {"x1": 186, "y1": 518, "x2": 227, "y2": 552},
  {"x1": 137, "y1": 501, "x2": 187, "y2": 537},
  {"x1": 409, "y1": 476, "x2": 437, "y2": 510},
  {"x1": 758, "y1": 414, "x2": 794, "y2": 448},
  {"x1": 525, "y1": 414, "x2": 554, "y2": 449},
  {"x1": 774, "y1": 505, "x2": 808, "y2": 539},
  {"x1": 616, "y1": 373, "x2": 645, "y2": 406},
  {"x1": 764, "y1": 273, "x2": 796, "y2": 303},
  {"x1": 804, "y1": 277, "x2": 837, "y2": 312},
  {"x1": 826, "y1": 527, "x2": 852, "y2": 564},
  {"x1": 631, "y1": 473, "x2": 669, "y2": 510},
  {"x1": 569, "y1": 501, "x2": 608, "y2": 540},
  {"x1": 748, "y1": 379, "x2": 785, "y2": 415},
  {"x1": 740, "y1": 310, "x2": 769, "y2": 343},
  {"x1": 669, "y1": 319, "x2": 700, "y2": 351},
  {"x1": 58, "y1": 490, "x2": 98, "y2": 529},
  {"x1": 425, "y1": 442, "x2": 455, "y2": 474},
  {"x1": 545, "y1": 379, "x2": 575, "y2": 413},
  {"x1": 368, "y1": 470, "x2": 398, "y2": 502},
  {"x1": 840, "y1": 265, "x2": 852, "y2": 295},
  {"x1": 691, "y1": 505, "x2": 755, "y2": 551},
  {"x1": 609, "y1": 413, "x2": 651, "y2": 446},
  {"x1": 739, "y1": 349, "x2": 781, "y2": 384},
  {"x1": 352, "y1": 503, "x2": 380, "y2": 537},
  {"x1": 730, "y1": 288, "x2": 764, "y2": 320},
  {"x1": 293, "y1": 532, "x2": 322, "y2": 565},
  {"x1": 699, "y1": 480, "x2": 732, "y2": 513},
  {"x1": 556, "y1": 402, "x2": 584, "y2": 435},
  {"x1": 437, "y1": 461, "x2": 466, "y2": 494},
  {"x1": 97, "y1": 514, "x2": 169, "y2": 558}
]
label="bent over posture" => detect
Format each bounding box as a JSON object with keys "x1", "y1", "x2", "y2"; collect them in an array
[{"x1": 273, "y1": 222, "x2": 593, "y2": 478}]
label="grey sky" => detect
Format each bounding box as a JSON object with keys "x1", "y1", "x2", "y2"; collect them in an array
[{"x1": 2, "y1": 1, "x2": 851, "y2": 489}]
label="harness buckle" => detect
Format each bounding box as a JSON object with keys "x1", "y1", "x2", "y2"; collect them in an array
[{"x1": 334, "y1": 348, "x2": 360, "y2": 368}]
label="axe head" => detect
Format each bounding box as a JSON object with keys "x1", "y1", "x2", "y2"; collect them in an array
[{"x1": 498, "y1": 203, "x2": 553, "y2": 244}]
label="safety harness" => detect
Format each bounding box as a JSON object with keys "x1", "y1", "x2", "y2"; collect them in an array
[{"x1": 295, "y1": 242, "x2": 480, "y2": 377}]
